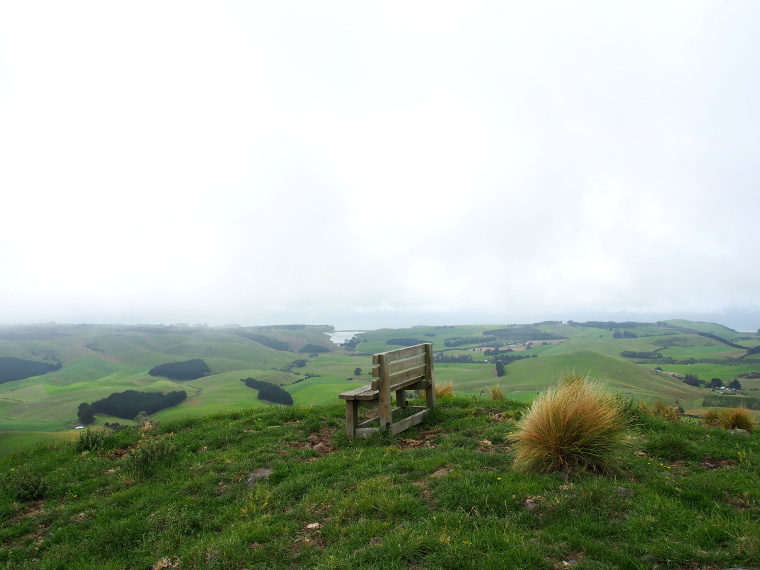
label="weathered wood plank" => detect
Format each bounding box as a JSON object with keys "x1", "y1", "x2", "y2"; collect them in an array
[
  {"x1": 389, "y1": 409, "x2": 428, "y2": 435},
  {"x1": 387, "y1": 365, "x2": 426, "y2": 388},
  {"x1": 372, "y1": 353, "x2": 426, "y2": 377},
  {"x1": 377, "y1": 352, "x2": 392, "y2": 430},
  {"x1": 338, "y1": 385, "x2": 375, "y2": 399},
  {"x1": 371, "y1": 344, "x2": 427, "y2": 365},
  {"x1": 345, "y1": 399, "x2": 359, "y2": 437},
  {"x1": 396, "y1": 388, "x2": 407, "y2": 409},
  {"x1": 424, "y1": 343, "x2": 436, "y2": 408}
]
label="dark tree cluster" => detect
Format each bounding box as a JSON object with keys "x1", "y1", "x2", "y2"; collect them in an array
[
  {"x1": 483, "y1": 346, "x2": 514, "y2": 355},
  {"x1": 0, "y1": 357, "x2": 61, "y2": 385},
  {"x1": 444, "y1": 336, "x2": 498, "y2": 347},
  {"x1": 696, "y1": 332, "x2": 745, "y2": 350},
  {"x1": 620, "y1": 351, "x2": 662, "y2": 359},
  {"x1": 483, "y1": 327, "x2": 565, "y2": 341},
  {"x1": 299, "y1": 344, "x2": 330, "y2": 353},
  {"x1": 434, "y1": 353, "x2": 474, "y2": 363},
  {"x1": 77, "y1": 402, "x2": 95, "y2": 425},
  {"x1": 682, "y1": 374, "x2": 703, "y2": 387},
  {"x1": 240, "y1": 378, "x2": 293, "y2": 405},
  {"x1": 574, "y1": 321, "x2": 653, "y2": 329},
  {"x1": 148, "y1": 359, "x2": 210, "y2": 380},
  {"x1": 86, "y1": 390, "x2": 187, "y2": 420},
  {"x1": 492, "y1": 354, "x2": 531, "y2": 365},
  {"x1": 613, "y1": 330, "x2": 638, "y2": 338},
  {"x1": 281, "y1": 359, "x2": 308, "y2": 373}
]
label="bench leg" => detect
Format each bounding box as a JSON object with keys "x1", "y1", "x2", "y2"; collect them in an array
[
  {"x1": 345, "y1": 400, "x2": 359, "y2": 438},
  {"x1": 425, "y1": 381, "x2": 436, "y2": 409},
  {"x1": 396, "y1": 388, "x2": 407, "y2": 409}
]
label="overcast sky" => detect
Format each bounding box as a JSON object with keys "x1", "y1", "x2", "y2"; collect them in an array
[{"x1": 1, "y1": 1, "x2": 759, "y2": 331}]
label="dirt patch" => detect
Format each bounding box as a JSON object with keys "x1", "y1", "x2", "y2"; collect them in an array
[{"x1": 398, "y1": 428, "x2": 440, "y2": 449}]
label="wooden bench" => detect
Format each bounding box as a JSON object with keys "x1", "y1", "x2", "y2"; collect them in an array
[{"x1": 339, "y1": 343, "x2": 436, "y2": 438}]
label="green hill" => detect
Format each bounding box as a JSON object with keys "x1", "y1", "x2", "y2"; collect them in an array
[
  {"x1": 1, "y1": 398, "x2": 757, "y2": 568},
  {"x1": 1, "y1": 320, "x2": 758, "y2": 459}
]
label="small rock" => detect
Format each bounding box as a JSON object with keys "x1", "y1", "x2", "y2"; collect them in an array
[
  {"x1": 246, "y1": 468, "x2": 274, "y2": 486},
  {"x1": 729, "y1": 429, "x2": 750, "y2": 437},
  {"x1": 702, "y1": 461, "x2": 717, "y2": 469},
  {"x1": 307, "y1": 434, "x2": 320, "y2": 444},
  {"x1": 368, "y1": 537, "x2": 383, "y2": 546},
  {"x1": 312, "y1": 443, "x2": 329, "y2": 454},
  {"x1": 615, "y1": 487, "x2": 634, "y2": 497},
  {"x1": 430, "y1": 467, "x2": 452, "y2": 478},
  {"x1": 306, "y1": 522, "x2": 321, "y2": 530},
  {"x1": 523, "y1": 496, "x2": 540, "y2": 511}
]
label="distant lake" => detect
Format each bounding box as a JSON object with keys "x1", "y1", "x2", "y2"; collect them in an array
[{"x1": 326, "y1": 331, "x2": 364, "y2": 345}]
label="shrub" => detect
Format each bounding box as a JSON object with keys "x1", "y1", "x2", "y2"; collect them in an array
[
  {"x1": 75, "y1": 428, "x2": 107, "y2": 452},
  {"x1": 651, "y1": 399, "x2": 682, "y2": 422},
  {"x1": 3, "y1": 469, "x2": 48, "y2": 502},
  {"x1": 127, "y1": 437, "x2": 178, "y2": 477},
  {"x1": 511, "y1": 372, "x2": 627, "y2": 474},
  {"x1": 702, "y1": 409, "x2": 720, "y2": 427},
  {"x1": 718, "y1": 408, "x2": 754, "y2": 433},
  {"x1": 489, "y1": 385, "x2": 504, "y2": 401}
]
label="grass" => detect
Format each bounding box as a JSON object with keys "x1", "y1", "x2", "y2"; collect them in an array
[
  {"x1": 1, "y1": 396, "x2": 758, "y2": 569},
  {"x1": 488, "y1": 385, "x2": 504, "y2": 400},
  {"x1": 511, "y1": 373, "x2": 629, "y2": 474}
]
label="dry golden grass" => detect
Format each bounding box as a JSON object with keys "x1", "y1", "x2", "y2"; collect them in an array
[
  {"x1": 702, "y1": 409, "x2": 720, "y2": 427},
  {"x1": 511, "y1": 372, "x2": 627, "y2": 474},
  {"x1": 718, "y1": 407, "x2": 754, "y2": 433},
  {"x1": 651, "y1": 399, "x2": 682, "y2": 422},
  {"x1": 489, "y1": 385, "x2": 504, "y2": 400},
  {"x1": 433, "y1": 381, "x2": 455, "y2": 399}
]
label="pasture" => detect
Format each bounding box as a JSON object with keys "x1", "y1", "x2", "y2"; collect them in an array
[{"x1": 1, "y1": 320, "x2": 758, "y2": 458}]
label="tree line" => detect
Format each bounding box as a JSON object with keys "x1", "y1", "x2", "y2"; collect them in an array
[
  {"x1": 444, "y1": 336, "x2": 498, "y2": 347},
  {"x1": 620, "y1": 351, "x2": 663, "y2": 359},
  {"x1": 483, "y1": 327, "x2": 565, "y2": 342},
  {"x1": 78, "y1": 390, "x2": 188, "y2": 423},
  {"x1": 0, "y1": 357, "x2": 61, "y2": 385},
  {"x1": 240, "y1": 378, "x2": 293, "y2": 405}
]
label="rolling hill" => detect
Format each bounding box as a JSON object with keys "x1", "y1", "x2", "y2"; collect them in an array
[{"x1": 1, "y1": 320, "x2": 758, "y2": 458}]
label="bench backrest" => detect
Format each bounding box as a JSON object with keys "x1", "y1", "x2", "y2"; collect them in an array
[
  {"x1": 371, "y1": 343, "x2": 435, "y2": 419},
  {"x1": 370, "y1": 343, "x2": 431, "y2": 389}
]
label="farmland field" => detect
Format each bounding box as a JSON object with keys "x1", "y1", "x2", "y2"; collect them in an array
[{"x1": 1, "y1": 320, "x2": 758, "y2": 458}]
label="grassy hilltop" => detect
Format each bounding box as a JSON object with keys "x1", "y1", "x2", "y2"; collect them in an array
[
  {"x1": 1, "y1": 396, "x2": 758, "y2": 569},
  {"x1": 1, "y1": 320, "x2": 759, "y2": 458}
]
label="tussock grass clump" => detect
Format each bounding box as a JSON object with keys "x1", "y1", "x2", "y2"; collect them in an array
[
  {"x1": 718, "y1": 407, "x2": 754, "y2": 433},
  {"x1": 702, "y1": 409, "x2": 720, "y2": 427},
  {"x1": 489, "y1": 385, "x2": 504, "y2": 400},
  {"x1": 511, "y1": 372, "x2": 627, "y2": 474},
  {"x1": 435, "y1": 381, "x2": 455, "y2": 399}
]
